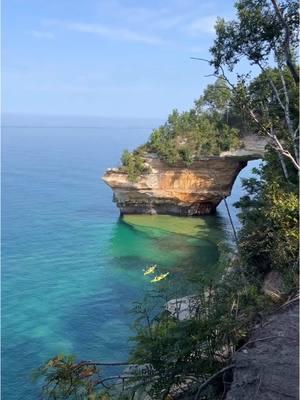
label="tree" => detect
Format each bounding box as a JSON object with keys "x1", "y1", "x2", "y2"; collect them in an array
[
  {"x1": 121, "y1": 150, "x2": 131, "y2": 167},
  {"x1": 120, "y1": 149, "x2": 150, "y2": 182},
  {"x1": 206, "y1": 0, "x2": 299, "y2": 285},
  {"x1": 33, "y1": 355, "x2": 137, "y2": 399},
  {"x1": 195, "y1": 77, "x2": 232, "y2": 118},
  {"x1": 211, "y1": 0, "x2": 299, "y2": 82},
  {"x1": 146, "y1": 88, "x2": 241, "y2": 166},
  {"x1": 209, "y1": 0, "x2": 299, "y2": 175},
  {"x1": 235, "y1": 158, "x2": 299, "y2": 278}
]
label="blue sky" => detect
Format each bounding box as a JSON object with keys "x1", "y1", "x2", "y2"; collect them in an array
[{"x1": 3, "y1": 0, "x2": 238, "y2": 118}]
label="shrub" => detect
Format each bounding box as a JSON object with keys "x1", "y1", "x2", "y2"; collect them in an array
[
  {"x1": 121, "y1": 150, "x2": 150, "y2": 182},
  {"x1": 235, "y1": 154, "x2": 299, "y2": 281},
  {"x1": 119, "y1": 80, "x2": 242, "y2": 173}
]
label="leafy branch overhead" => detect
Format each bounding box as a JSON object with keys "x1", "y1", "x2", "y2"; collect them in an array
[{"x1": 209, "y1": 0, "x2": 299, "y2": 174}]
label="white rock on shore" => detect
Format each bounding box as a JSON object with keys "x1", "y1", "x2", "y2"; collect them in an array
[{"x1": 165, "y1": 295, "x2": 201, "y2": 321}]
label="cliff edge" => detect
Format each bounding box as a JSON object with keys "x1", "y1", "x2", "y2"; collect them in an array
[{"x1": 102, "y1": 135, "x2": 267, "y2": 216}]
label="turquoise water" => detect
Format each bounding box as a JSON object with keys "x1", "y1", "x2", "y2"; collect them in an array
[{"x1": 2, "y1": 117, "x2": 259, "y2": 399}]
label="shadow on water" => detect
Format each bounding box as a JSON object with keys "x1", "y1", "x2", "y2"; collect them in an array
[
  {"x1": 61, "y1": 212, "x2": 231, "y2": 369},
  {"x1": 108, "y1": 213, "x2": 230, "y2": 289}
]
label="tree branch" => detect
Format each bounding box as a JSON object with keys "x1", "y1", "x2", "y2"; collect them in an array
[
  {"x1": 278, "y1": 67, "x2": 299, "y2": 162},
  {"x1": 194, "y1": 365, "x2": 235, "y2": 400},
  {"x1": 270, "y1": 0, "x2": 299, "y2": 83},
  {"x1": 191, "y1": 57, "x2": 300, "y2": 171},
  {"x1": 73, "y1": 360, "x2": 130, "y2": 370},
  {"x1": 256, "y1": 61, "x2": 286, "y2": 113}
]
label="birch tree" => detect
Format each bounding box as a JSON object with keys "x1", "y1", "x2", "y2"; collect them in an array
[{"x1": 210, "y1": 0, "x2": 299, "y2": 176}]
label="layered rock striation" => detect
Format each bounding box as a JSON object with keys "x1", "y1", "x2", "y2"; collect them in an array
[{"x1": 102, "y1": 136, "x2": 266, "y2": 216}]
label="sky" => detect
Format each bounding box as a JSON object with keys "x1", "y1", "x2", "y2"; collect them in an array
[{"x1": 2, "y1": 0, "x2": 238, "y2": 118}]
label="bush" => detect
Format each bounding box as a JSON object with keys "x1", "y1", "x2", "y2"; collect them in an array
[
  {"x1": 147, "y1": 112, "x2": 240, "y2": 165},
  {"x1": 129, "y1": 259, "x2": 268, "y2": 399},
  {"x1": 235, "y1": 153, "x2": 299, "y2": 281},
  {"x1": 120, "y1": 79, "x2": 242, "y2": 171},
  {"x1": 121, "y1": 149, "x2": 150, "y2": 182}
]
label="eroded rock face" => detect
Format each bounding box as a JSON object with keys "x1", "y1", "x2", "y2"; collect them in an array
[
  {"x1": 103, "y1": 157, "x2": 246, "y2": 216},
  {"x1": 102, "y1": 136, "x2": 266, "y2": 216}
]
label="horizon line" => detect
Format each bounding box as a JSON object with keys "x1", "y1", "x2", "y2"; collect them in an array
[{"x1": 1, "y1": 112, "x2": 165, "y2": 120}]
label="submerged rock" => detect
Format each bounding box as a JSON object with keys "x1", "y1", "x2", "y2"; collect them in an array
[{"x1": 102, "y1": 136, "x2": 266, "y2": 216}]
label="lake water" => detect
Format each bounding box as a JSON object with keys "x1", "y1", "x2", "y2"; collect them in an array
[{"x1": 1, "y1": 116, "x2": 259, "y2": 399}]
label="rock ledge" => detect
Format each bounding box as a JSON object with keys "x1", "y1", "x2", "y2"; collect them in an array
[{"x1": 102, "y1": 136, "x2": 267, "y2": 216}]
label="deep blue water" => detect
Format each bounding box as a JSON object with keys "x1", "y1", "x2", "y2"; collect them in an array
[{"x1": 1, "y1": 116, "x2": 259, "y2": 399}]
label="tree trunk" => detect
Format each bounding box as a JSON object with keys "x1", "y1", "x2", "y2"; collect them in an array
[{"x1": 277, "y1": 151, "x2": 289, "y2": 180}]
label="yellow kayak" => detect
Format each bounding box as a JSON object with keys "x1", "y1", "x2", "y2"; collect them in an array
[
  {"x1": 143, "y1": 265, "x2": 157, "y2": 275},
  {"x1": 150, "y1": 272, "x2": 169, "y2": 283}
]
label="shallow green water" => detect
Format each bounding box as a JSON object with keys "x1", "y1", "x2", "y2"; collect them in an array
[{"x1": 114, "y1": 214, "x2": 225, "y2": 285}]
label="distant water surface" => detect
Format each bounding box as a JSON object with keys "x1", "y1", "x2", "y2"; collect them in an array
[{"x1": 1, "y1": 115, "x2": 260, "y2": 399}]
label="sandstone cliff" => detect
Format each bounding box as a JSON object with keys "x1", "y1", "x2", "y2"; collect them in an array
[{"x1": 102, "y1": 136, "x2": 267, "y2": 216}]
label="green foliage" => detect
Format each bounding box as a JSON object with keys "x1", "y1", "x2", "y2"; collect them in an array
[
  {"x1": 195, "y1": 77, "x2": 232, "y2": 115},
  {"x1": 120, "y1": 149, "x2": 150, "y2": 182},
  {"x1": 33, "y1": 354, "x2": 106, "y2": 399},
  {"x1": 119, "y1": 79, "x2": 241, "y2": 174},
  {"x1": 147, "y1": 108, "x2": 240, "y2": 165},
  {"x1": 247, "y1": 67, "x2": 299, "y2": 154},
  {"x1": 34, "y1": 355, "x2": 139, "y2": 400},
  {"x1": 209, "y1": 0, "x2": 299, "y2": 276},
  {"x1": 249, "y1": 67, "x2": 299, "y2": 122},
  {"x1": 129, "y1": 260, "x2": 269, "y2": 399},
  {"x1": 211, "y1": 0, "x2": 299, "y2": 72},
  {"x1": 210, "y1": 0, "x2": 299, "y2": 169},
  {"x1": 179, "y1": 145, "x2": 194, "y2": 166},
  {"x1": 235, "y1": 152, "x2": 299, "y2": 280}
]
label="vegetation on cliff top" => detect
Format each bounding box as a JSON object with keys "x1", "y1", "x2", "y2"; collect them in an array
[
  {"x1": 121, "y1": 78, "x2": 241, "y2": 181},
  {"x1": 146, "y1": 78, "x2": 241, "y2": 162},
  {"x1": 120, "y1": 149, "x2": 150, "y2": 182}
]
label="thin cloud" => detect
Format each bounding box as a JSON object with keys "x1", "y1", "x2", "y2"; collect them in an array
[
  {"x1": 184, "y1": 16, "x2": 217, "y2": 36},
  {"x1": 94, "y1": 0, "x2": 170, "y2": 25},
  {"x1": 63, "y1": 21, "x2": 167, "y2": 46},
  {"x1": 154, "y1": 15, "x2": 186, "y2": 30},
  {"x1": 31, "y1": 30, "x2": 55, "y2": 39}
]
